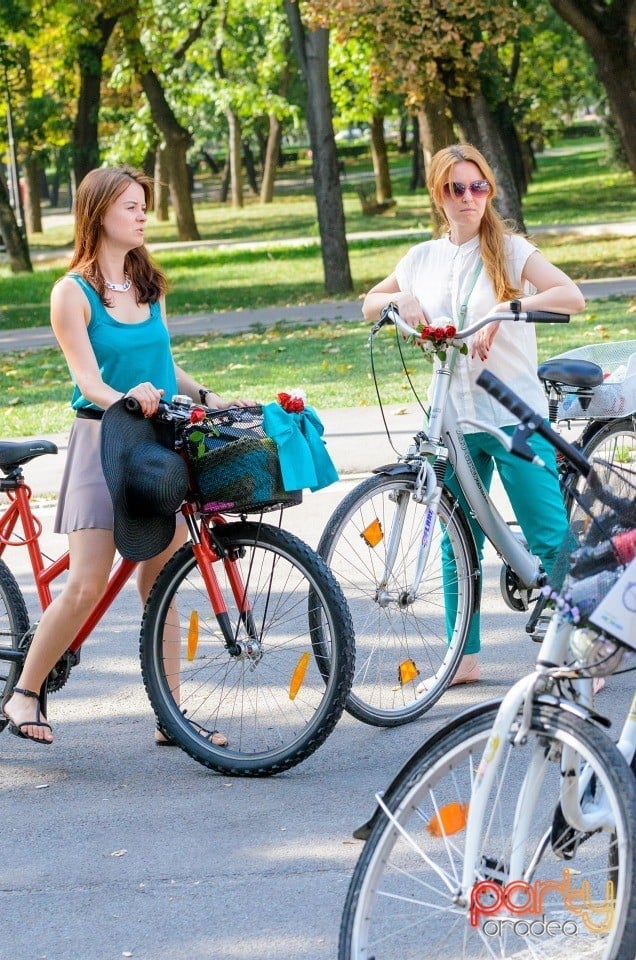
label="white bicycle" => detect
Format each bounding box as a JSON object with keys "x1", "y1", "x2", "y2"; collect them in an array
[
  {"x1": 317, "y1": 308, "x2": 635, "y2": 726},
  {"x1": 339, "y1": 374, "x2": 636, "y2": 960}
]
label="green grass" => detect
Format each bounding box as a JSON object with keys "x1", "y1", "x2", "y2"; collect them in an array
[
  {"x1": 1, "y1": 295, "x2": 633, "y2": 438},
  {"x1": 2, "y1": 231, "x2": 636, "y2": 331}
]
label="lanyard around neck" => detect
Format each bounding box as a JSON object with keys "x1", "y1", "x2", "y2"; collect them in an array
[{"x1": 449, "y1": 256, "x2": 483, "y2": 376}]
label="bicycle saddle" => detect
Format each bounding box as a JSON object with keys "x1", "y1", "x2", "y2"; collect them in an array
[
  {"x1": 0, "y1": 439, "x2": 58, "y2": 474},
  {"x1": 537, "y1": 358, "x2": 604, "y2": 389}
]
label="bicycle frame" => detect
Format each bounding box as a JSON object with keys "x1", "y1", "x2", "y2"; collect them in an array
[
  {"x1": 460, "y1": 609, "x2": 636, "y2": 895},
  {"x1": 376, "y1": 308, "x2": 550, "y2": 599},
  {"x1": 0, "y1": 465, "x2": 255, "y2": 667},
  {"x1": 0, "y1": 477, "x2": 137, "y2": 660}
]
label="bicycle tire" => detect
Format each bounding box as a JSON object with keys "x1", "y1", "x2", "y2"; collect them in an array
[
  {"x1": 139, "y1": 521, "x2": 355, "y2": 776},
  {"x1": 579, "y1": 416, "x2": 636, "y2": 472},
  {"x1": 340, "y1": 702, "x2": 636, "y2": 960},
  {"x1": 316, "y1": 470, "x2": 478, "y2": 726},
  {"x1": 0, "y1": 559, "x2": 30, "y2": 732}
]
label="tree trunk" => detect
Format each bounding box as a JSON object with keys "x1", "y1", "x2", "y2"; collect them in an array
[
  {"x1": 122, "y1": 10, "x2": 200, "y2": 240},
  {"x1": 417, "y1": 98, "x2": 454, "y2": 236},
  {"x1": 370, "y1": 113, "x2": 392, "y2": 202},
  {"x1": 23, "y1": 153, "x2": 43, "y2": 234},
  {"x1": 154, "y1": 144, "x2": 170, "y2": 221},
  {"x1": 226, "y1": 109, "x2": 244, "y2": 208},
  {"x1": 243, "y1": 140, "x2": 258, "y2": 195},
  {"x1": 451, "y1": 90, "x2": 526, "y2": 233},
  {"x1": 219, "y1": 156, "x2": 230, "y2": 203},
  {"x1": 549, "y1": 0, "x2": 636, "y2": 177},
  {"x1": 0, "y1": 170, "x2": 32, "y2": 272},
  {"x1": 160, "y1": 135, "x2": 200, "y2": 240},
  {"x1": 409, "y1": 115, "x2": 424, "y2": 191},
  {"x1": 72, "y1": 13, "x2": 119, "y2": 192},
  {"x1": 260, "y1": 113, "x2": 282, "y2": 203},
  {"x1": 284, "y1": 2, "x2": 352, "y2": 295}
]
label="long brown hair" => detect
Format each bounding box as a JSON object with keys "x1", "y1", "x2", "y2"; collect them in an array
[
  {"x1": 427, "y1": 144, "x2": 521, "y2": 302},
  {"x1": 69, "y1": 165, "x2": 167, "y2": 306}
]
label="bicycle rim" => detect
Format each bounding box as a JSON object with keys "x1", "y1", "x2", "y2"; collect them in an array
[
  {"x1": 318, "y1": 473, "x2": 477, "y2": 726},
  {"x1": 140, "y1": 522, "x2": 354, "y2": 776},
  {"x1": 340, "y1": 704, "x2": 636, "y2": 959}
]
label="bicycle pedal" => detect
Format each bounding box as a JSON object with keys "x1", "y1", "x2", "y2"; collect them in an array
[{"x1": 527, "y1": 614, "x2": 551, "y2": 643}]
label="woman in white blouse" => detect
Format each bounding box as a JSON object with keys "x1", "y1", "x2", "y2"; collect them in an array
[{"x1": 362, "y1": 143, "x2": 586, "y2": 686}]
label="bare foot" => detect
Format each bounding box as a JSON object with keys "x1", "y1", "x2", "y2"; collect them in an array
[{"x1": 417, "y1": 654, "x2": 480, "y2": 695}]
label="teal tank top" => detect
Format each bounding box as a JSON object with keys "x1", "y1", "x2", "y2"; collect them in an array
[{"x1": 68, "y1": 273, "x2": 178, "y2": 411}]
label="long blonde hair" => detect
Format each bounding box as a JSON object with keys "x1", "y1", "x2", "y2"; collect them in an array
[
  {"x1": 427, "y1": 144, "x2": 521, "y2": 302},
  {"x1": 69, "y1": 165, "x2": 167, "y2": 306}
]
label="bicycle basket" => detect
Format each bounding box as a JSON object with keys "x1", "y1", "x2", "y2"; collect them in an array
[
  {"x1": 180, "y1": 405, "x2": 301, "y2": 514},
  {"x1": 552, "y1": 459, "x2": 636, "y2": 635}
]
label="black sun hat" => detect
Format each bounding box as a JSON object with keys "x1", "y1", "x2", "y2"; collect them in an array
[{"x1": 101, "y1": 399, "x2": 189, "y2": 562}]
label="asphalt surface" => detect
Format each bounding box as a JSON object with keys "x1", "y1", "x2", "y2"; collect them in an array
[{"x1": 1, "y1": 241, "x2": 635, "y2": 960}]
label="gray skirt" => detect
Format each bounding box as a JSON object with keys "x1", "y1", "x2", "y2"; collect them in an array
[
  {"x1": 54, "y1": 417, "x2": 114, "y2": 534},
  {"x1": 54, "y1": 416, "x2": 186, "y2": 538}
]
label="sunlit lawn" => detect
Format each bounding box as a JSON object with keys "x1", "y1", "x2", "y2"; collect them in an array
[{"x1": 1, "y1": 295, "x2": 633, "y2": 438}]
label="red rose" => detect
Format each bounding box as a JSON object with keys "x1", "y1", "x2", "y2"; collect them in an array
[
  {"x1": 189, "y1": 407, "x2": 206, "y2": 423},
  {"x1": 444, "y1": 324, "x2": 457, "y2": 338},
  {"x1": 433, "y1": 327, "x2": 447, "y2": 341}
]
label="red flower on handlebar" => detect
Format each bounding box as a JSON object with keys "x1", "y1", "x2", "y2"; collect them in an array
[
  {"x1": 278, "y1": 390, "x2": 306, "y2": 413},
  {"x1": 414, "y1": 323, "x2": 468, "y2": 363}
]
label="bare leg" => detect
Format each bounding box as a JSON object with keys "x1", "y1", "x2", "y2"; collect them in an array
[
  {"x1": 136, "y1": 528, "x2": 188, "y2": 744},
  {"x1": 138, "y1": 528, "x2": 227, "y2": 747},
  {"x1": 3, "y1": 528, "x2": 116, "y2": 742}
]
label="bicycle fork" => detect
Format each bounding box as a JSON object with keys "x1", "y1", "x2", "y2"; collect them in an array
[
  {"x1": 461, "y1": 613, "x2": 616, "y2": 899},
  {"x1": 376, "y1": 460, "x2": 441, "y2": 607},
  {"x1": 185, "y1": 509, "x2": 261, "y2": 663}
]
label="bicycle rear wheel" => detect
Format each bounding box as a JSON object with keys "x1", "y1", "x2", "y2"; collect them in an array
[
  {"x1": 0, "y1": 559, "x2": 30, "y2": 731},
  {"x1": 317, "y1": 471, "x2": 478, "y2": 726},
  {"x1": 140, "y1": 521, "x2": 355, "y2": 776},
  {"x1": 340, "y1": 703, "x2": 636, "y2": 960},
  {"x1": 579, "y1": 416, "x2": 636, "y2": 468}
]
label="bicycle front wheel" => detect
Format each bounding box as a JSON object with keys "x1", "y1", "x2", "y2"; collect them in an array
[
  {"x1": 140, "y1": 521, "x2": 355, "y2": 776},
  {"x1": 0, "y1": 559, "x2": 30, "y2": 731},
  {"x1": 340, "y1": 703, "x2": 636, "y2": 960},
  {"x1": 317, "y1": 471, "x2": 477, "y2": 726}
]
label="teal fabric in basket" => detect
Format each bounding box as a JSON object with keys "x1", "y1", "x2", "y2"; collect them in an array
[{"x1": 261, "y1": 403, "x2": 339, "y2": 492}]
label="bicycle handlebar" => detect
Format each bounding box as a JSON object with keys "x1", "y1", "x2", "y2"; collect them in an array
[
  {"x1": 476, "y1": 370, "x2": 591, "y2": 477},
  {"x1": 377, "y1": 303, "x2": 570, "y2": 341},
  {"x1": 123, "y1": 395, "x2": 194, "y2": 422}
]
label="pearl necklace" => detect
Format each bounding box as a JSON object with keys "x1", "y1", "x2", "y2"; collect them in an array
[{"x1": 104, "y1": 275, "x2": 132, "y2": 293}]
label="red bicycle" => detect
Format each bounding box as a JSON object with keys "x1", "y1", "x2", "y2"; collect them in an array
[{"x1": 0, "y1": 398, "x2": 354, "y2": 776}]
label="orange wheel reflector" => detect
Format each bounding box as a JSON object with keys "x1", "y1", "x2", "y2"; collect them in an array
[
  {"x1": 361, "y1": 518, "x2": 383, "y2": 547},
  {"x1": 187, "y1": 610, "x2": 199, "y2": 661},
  {"x1": 289, "y1": 651, "x2": 311, "y2": 700},
  {"x1": 398, "y1": 659, "x2": 420, "y2": 684},
  {"x1": 426, "y1": 801, "x2": 469, "y2": 837}
]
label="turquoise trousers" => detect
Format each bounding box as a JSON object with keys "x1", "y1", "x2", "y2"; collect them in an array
[{"x1": 442, "y1": 425, "x2": 570, "y2": 655}]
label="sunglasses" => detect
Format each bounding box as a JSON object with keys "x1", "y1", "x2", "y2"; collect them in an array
[{"x1": 443, "y1": 180, "x2": 491, "y2": 198}]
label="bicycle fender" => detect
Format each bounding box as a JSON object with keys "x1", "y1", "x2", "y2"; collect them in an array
[
  {"x1": 534, "y1": 693, "x2": 612, "y2": 729},
  {"x1": 352, "y1": 698, "x2": 503, "y2": 841},
  {"x1": 371, "y1": 461, "x2": 420, "y2": 477}
]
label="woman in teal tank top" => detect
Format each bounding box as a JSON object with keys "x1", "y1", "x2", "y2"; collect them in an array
[{"x1": 2, "y1": 166, "x2": 253, "y2": 747}]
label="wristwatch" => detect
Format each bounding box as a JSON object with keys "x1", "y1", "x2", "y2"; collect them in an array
[
  {"x1": 510, "y1": 299, "x2": 522, "y2": 314},
  {"x1": 198, "y1": 388, "x2": 211, "y2": 405}
]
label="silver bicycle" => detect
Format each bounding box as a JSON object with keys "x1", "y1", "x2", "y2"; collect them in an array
[
  {"x1": 318, "y1": 307, "x2": 635, "y2": 726},
  {"x1": 339, "y1": 374, "x2": 636, "y2": 960}
]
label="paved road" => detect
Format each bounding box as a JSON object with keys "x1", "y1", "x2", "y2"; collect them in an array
[{"x1": 2, "y1": 405, "x2": 634, "y2": 960}]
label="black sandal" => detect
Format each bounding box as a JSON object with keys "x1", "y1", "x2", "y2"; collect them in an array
[
  {"x1": 155, "y1": 716, "x2": 228, "y2": 748},
  {"x1": 1, "y1": 687, "x2": 52, "y2": 745}
]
